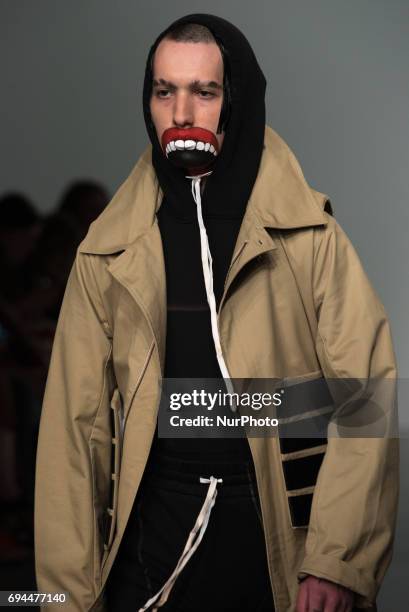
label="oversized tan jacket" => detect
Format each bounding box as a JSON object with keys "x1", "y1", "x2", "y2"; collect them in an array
[{"x1": 35, "y1": 125, "x2": 399, "y2": 611}]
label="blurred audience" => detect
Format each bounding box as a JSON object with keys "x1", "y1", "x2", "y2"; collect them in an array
[
  {"x1": 0, "y1": 181, "x2": 110, "y2": 564},
  {"x1": 58, "y1": 180, "x2": 110, "y2": 241}
]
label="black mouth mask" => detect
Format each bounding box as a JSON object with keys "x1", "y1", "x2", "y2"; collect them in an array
[
  {"x1": 161, "y1": 126, "x2": 221, "y2": 174},
  {"x1": 142, "y1": 13, "x2": 266, "y2": 220}
]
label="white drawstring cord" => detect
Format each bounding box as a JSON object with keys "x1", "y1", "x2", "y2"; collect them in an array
[
  {"x1": 137, "y1": 172, "x2": 239, "y2": 610},
  {"x1": 186, "y1": 173, "x2": 238, "y2": 412},
  {"x1": 137, "y1": 476, "x2": 223, "y2": 611}
]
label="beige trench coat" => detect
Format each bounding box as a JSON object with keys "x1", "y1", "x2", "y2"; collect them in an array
[{"x1": 35, "y1": 126, "x2": 399, "y2": 611}]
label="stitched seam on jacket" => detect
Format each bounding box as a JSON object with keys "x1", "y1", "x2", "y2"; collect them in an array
[
  {"x1": 105, "y1": 391, "x2": 121, "y2": 551},
  {"x1": 89, "y1": 344, "x2": 113, "y2": 438},
  {"x1": 277, "y1": 230, "x2": 319, "y2": 355},
  {"x1": 287, "y1": 485, "x2": 315, "y2": 497},
  {"x1": 123, "y1": 338, "x2": 155, "y2": 431},
  {"x1": 88, "y1": 253, "x2": 113, "y2": 338},
  {"x1": 281, "y1": 444, "x2": 327, "y2": 461},
  {"x1": 88, "y1": 344, "x2": 113, "y2": 595}
]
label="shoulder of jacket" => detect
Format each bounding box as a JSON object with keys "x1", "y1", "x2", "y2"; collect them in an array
[
  {"x1": 71, "y1": 251, "x2": 114, "y2": 337},
  {"x1": 74, "y1": 248, "x2": 114, "y2": 297},
  {"x1": 309, "y1": 187, "x2": 334, "y2": 216}
]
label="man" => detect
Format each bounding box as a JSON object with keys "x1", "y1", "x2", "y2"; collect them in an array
[{"x1": 35, "y1": 13, "x2": 399, "y2": 612}]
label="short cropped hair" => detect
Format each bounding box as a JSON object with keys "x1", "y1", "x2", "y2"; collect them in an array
[{"x1": 164, "y1": 22, "x2": 216, "y2": 44}]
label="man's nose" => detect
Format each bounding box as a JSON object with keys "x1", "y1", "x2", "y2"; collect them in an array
[{"x1": 173, "y1": 92, "x2": 194, "y2": 127}]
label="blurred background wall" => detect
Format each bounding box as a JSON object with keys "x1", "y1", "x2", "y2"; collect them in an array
[{"x1": 1, "y1": 1, "x2": 408, "y2": 609}]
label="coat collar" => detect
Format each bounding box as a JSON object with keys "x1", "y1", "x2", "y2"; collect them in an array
[
  {"x1": 78, "y1": 125, "x2": 331, "y2": 256},
  {"x1": 78, "y1": 126, "x2": 331, "y2": 374}
]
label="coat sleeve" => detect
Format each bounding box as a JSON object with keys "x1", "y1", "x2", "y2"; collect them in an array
[
  {"x1": 297, "y1": 217, "x2": 400, "y2": 609},
  {"x1": 34, "y1": 252, "x2": 113, "y2": 612}
]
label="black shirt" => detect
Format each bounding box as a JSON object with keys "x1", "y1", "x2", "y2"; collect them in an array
[{"x1": 149, "y1": 185, "x2": 253, "y2": 462}]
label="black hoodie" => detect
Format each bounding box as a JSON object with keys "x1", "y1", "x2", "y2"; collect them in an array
[{"x1": 143, "y1": 14, "x2": 266, "y2": 459}]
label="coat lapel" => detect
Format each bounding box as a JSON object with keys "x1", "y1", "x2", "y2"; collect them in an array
[
  {"x1": 106, "y1": 222, "x2": 167, "y2": 375},
  {"x1": 77, "y1": 125, "x2": 331, "y2": 376},
  {"x1": 217, "y1": 125, "x2": 330, "y2": 311},
  {"x1": 219, "y1": 217, "x2": 277, "y2": 314}
]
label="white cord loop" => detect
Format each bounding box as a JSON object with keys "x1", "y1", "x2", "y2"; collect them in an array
[
  {"x1": 137, "y1": 171, "x2": 239, "y2": 610},
  {"x1": 138, "y1": 476, "x2": 223, "y2": 611},
  {"x1": 185, "y1": 173, "x2": 238, "y2": 412}
]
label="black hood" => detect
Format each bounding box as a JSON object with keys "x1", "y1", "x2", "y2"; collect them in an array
[{"x1": 142, "y1": 13, "x2": 266, "y2": 221}]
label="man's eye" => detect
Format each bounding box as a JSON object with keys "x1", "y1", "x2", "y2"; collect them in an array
[
  {"x1": 198, "y1": 91, "x2": 215, "y2": 98},
  {"x1": 156, "y1": 89, "x2": 171, "y2": 98}
]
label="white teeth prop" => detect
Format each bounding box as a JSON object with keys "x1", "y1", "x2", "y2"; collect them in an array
[{"x1": 165, "y1": 138, "x2": 217, "y2": 159}]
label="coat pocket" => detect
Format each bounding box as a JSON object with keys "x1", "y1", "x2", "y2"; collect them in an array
[{"x1": 277, "y1": 372, "x2": 334, "y2": 528}]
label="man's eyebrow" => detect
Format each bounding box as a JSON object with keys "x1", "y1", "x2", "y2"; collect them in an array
[
  {"x1": 191, "y1": 79, "x2": 223, "y2": 90},
  {"x1": 152, "y1": 78, "x2": 223, "y2": 90},
  {"x1": 152, "y1": 79, "x2": 176, "y2": 90}
]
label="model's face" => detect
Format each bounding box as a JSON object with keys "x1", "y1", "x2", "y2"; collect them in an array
[{"x1": 150, "y1": 39, "x2": 225, "y2": 162}]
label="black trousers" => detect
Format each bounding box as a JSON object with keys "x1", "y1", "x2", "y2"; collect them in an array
[{"x1": 105, "y1": 452, "x2": 275, "y2": 611}]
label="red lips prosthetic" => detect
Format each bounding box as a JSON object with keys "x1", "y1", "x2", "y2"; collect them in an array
[{"x1": 161, "y1": 127, "x2": 219, "y2": 173}]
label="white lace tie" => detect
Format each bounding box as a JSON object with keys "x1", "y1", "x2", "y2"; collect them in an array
[
  {"x1": 137, "y1": 476, "x2": 223, "y2": 611},
  {"x1": 185, "y1": 172, "x2": 238, "y2": 412}
]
